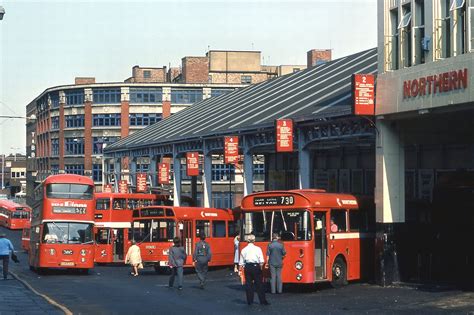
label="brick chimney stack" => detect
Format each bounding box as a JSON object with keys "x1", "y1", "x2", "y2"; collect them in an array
[{"x1": 307, "y1": 49, "x2": 332, "y2": 68}]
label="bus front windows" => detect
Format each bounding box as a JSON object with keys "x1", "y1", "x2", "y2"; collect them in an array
[
  {"x1": 46, "y1": 184, "x2": 94, "y2": 200},
  {"x1": 243, "y1": 210, "x2": 312, "y2": 242},
  {"x1": 133, "y1": 219, "x2": 176, "y2": 243},
  {"x1": 42, "y1": 222, "x2": 93, "y2": 244}
]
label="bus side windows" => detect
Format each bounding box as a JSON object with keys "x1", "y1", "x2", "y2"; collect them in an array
[
  {"x1": 212, "y1": 221, "x2": 226, "y2": 238},
  {"x1": 113, "y1": 199, "x2": 126, "y2": 210},
  {"x1": 330, "y1": 209, "x2": 347, "y2": 233},
  {"x1": 196, "y1": 220, "x2": 210, "y2": 238}
]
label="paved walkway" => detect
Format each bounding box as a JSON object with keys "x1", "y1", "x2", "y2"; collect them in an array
[{"x1": 0, "y1": 273, "x2": 64, "y2": 315}]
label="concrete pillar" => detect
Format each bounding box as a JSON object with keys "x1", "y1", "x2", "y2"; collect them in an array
[
  {"x1": 243, "y1": 136, "x2": 253, "y2": 196},
  {"x1": 172, "y1": 146, "x2": 181, "y2": 207},
  {"x1": 114, "y1": 158, "x2": 121, "y2": 192},
  {"x1": 298, "y1": 129, "x2": 312, "y2": 189},
  {"x1": 202, "y1": 142, "x2": 212, "y2": 208},
  {"x1": 374, "y1": 119, "x2": 405, "y2": 286}
]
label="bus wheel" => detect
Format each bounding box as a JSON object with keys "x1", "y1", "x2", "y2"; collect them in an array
[{"x1": 331, "y1": 257, "x2": 347, "y2": 288}]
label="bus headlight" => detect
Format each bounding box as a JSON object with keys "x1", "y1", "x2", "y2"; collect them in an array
[
  {"x1": 296, "y1": 274, "x2": 303, "y2": 281},
  {"x1": 80, "y1": 249, "x2": 87, "y2": 256},
  {"x1": 49, "y1": 249, "x2": 56, "y2": 255},
  {"x1": 295, "y1": 261, "x2": 303, "y2": 270}
]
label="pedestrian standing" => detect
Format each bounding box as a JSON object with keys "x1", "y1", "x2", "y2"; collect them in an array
[
  {"x1": 233, "y1": 235, "x2": 240, "y2": 273},
  {"x1": 168, "y1": 237, "x2": 187, "y2": 290},
  {"x1": 193, "y1": 233, "x2": 211, "y2": 289},
  {"x1": 0, "y1": 233, "x2": 14, "y2": 280},
  {"x1": 125, "y1": 240, "x2": 142, "y2": 277},
  {"x1": 266, "y1": 233, "x2": 286, "y2": 294},
  {"x1": 239, "y1": 234, "x2": 270, "y2": 306}
]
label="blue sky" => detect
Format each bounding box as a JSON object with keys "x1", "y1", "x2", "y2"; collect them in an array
[{"x1": 0, "y1": 0, "x2": 376, "y2": 154}]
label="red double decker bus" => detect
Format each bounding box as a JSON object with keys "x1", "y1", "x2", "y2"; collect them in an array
[
  {"x1": 131, "y1": 206, "x2": 237, "y2": 271},
  {"x1": 94, "y1": 193, "x2": 170, "y2": 264},
  {"x1": 240, "y1": 189, "x2": 373, "y2": 286},
  {"x1": 29, "y1": 174, "x2": 95, "y2": 272},
  {"x1": 0, "y1": 199, "x2": 31, "y2": 230}
]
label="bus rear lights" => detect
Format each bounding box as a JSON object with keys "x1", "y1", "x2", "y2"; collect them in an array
[
  {"x1": 295, "y1": 261, "x2": 303, "y2": 270},
  {"x1": 80, "y1": 249, "x2": 87, "y2": 256},
  {"x1": 296, "y1": 274, "x2": 303, "y2": 281}
]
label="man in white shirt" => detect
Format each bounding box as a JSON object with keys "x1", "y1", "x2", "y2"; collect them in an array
[{"x1": 239, "y1": 234, "x2": 269, "y2": 306}]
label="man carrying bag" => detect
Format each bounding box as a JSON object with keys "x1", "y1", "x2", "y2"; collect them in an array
[{"x1": 0, "y1": 233, "x2": 15, "y2": 280}]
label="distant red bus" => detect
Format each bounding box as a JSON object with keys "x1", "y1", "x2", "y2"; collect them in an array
[
  {"x1": 94, "y1": 193, "x2": 170, "y2": 264},
  {"x1": 29, "y1": 174, "x2": 95, "y2": 272},
  {"x1": 131, "y1": 206, "x2": 237, "y2": 271},
  {"x1": 240, "y1": 189, "x2": 373, "y2": 286},
  {"x1": 0, "y1": 199, "x2": 31, "y2": 230}
]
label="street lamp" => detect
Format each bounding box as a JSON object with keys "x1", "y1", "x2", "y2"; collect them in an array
[{"x1": 0, "y1": 6, "x2": 5, "y2": 20}]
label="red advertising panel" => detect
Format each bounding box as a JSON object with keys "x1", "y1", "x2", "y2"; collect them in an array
[
  {"x1": 224, "y1": 136, "x2": 239, "y2": 165},
  {"x1": 136, "y1": 173, "x2": 147, "y2": 192},
  {"x1": 352, "y1": 74, "x2": 375, "y2": 115},
  {"x1": 158, "y1": 163, "x2": 170, "y2": 184},
  {"x1": 186, "y1": 152, "x2": 200, "y2": 176},
  {"x1": 103, "y1": 184, "x2": 113, "y2": 193},
  {"x1": 118, "y1": 180, "x2": 128, "y2": 194},
  {"x1": 276, "y1": 119, "x2": 293, "y2": 152}
]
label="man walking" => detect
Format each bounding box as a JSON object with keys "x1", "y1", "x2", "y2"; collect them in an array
[
  {"x1": 193, "y1": 233, "x2": 212, "y2": 289},
  {"x1": 239, "y1": 234, "x2": 269, "y2": 306},
  {"x1": 266, "y1": 233, "x2": 286, "y2": 294},
  {"x1": 168, "y1": 237, "x2": 187, "y2": 290},
  {"x1": 0, "y1": 233, "x2": 14, "y2": 280}
]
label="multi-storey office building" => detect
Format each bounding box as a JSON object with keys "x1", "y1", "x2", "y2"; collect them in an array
[{"x1": 376, "y1": 0, "x2": 473, "y2": 287}]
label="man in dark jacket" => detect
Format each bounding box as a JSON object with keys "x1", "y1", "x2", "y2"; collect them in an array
[
  {"x1": 168, "y1": 237, "x2": 187, "y2": 290},
  {"x1": 193, "y1": 233, "x2": 212, "y2": 289},
  {"x1": 266, "y1": 233, "x2": 286, "y2": 294}
]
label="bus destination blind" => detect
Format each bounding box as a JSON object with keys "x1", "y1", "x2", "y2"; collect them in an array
[{"x1": 253, "y1": 196, "x2": 295, "y2": 206}]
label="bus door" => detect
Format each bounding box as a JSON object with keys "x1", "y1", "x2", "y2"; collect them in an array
[
  {"x1": 180, "y1": 220, "x2": 193, "y2": 262},
  {"x1": 314, "y1": 212, "x2": 327, "y2": 280},
  {"x1": 113, "y1": 229, "x2": 124, "y2": 261}
]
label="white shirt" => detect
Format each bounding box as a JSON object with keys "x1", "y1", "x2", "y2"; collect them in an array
[{"x1": 239, "y1": 243, "x2": 264, "y2": 266}]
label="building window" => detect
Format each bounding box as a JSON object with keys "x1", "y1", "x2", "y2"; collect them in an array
[
  {"x1": 65, "y1": 164, "x2": 84, "y2": 175},
  {"x1": 241, "y1": 75, "x2": 252, "y2": 84},
  {"x1": 137, "y1": 163, "x2": 149, "y2": 173},
  {"x1": 93, "y1": 88, "x2": 121, "y2": 104},
  {"x1": 64, "y1": 138, "x2": 84, "y2": 155},
  {"x1": 398, "y1": 6, "x2": 412, "y2": 67},
  {"x1": 92, "y1": 114, "x2": 121, "y2": 127},
  {"x1": 212, "y1": 164, "x2": 235, "y2": 181},
  {"x1": 51, "y1": 165, "x2": 59, "y2": 175},
  {"x1": 51, "y1": 139, "x2": 59, "y2": 156},
  {"x1": 130, "y1": 88, "x2": 162, "y2": 103},
  {"x1": 93, "y1": 164, "x2": 102, "y2": 182},
  {"x1": 129, "y1": 113, "x2": 162, "y2": 126},
  {"x1": 143, "y1": 70, "x2": 151, "y2": 79},
  {"x1": 253, "y1": 163, "x2": 265, "y2": 181},
  {"x1": 436, "y1": 0, "x2": 452, "y2": 59},
  {"x1": 210, "y1": 89, "x2": 234, "y2": 98},
  {"x1": 413, "y1": 0, "x2": 426, "y2": 65},
  {"x1": 93, "y1": 137, "x2": 120, "y2": 154},
  {"x1": 451, "y1": 0, "x2": 467, "y2": 55},
  {"x1": 386, "y1": 8, "x2": 399, "y2": 71},
  {"x1": 65, "y1": 90, "x2": 84, "y2": 106},
  {"x1": 65, "y1": 115, "x2": 85, "y2": 128},
  {"x1": 171, "y1": 89, "x2": 203, "y2": 104},
  {"x1": 51, "y1": 117, "x2": 60, "y2": 130},
  {"x1": 212, "y1": 192, "x2": 232, "y2": 209},
  {"x1": 50, "y1": 92, "x2": 60, "y2": 109}
]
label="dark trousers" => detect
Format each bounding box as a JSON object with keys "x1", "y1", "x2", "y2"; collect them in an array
[
  {"x1": 270, "y1": 265, "x2": 283, "y2": 293},
  {"x1": 244, "y1": 263, "x2": 267, "y2": 305},
  {"x1": 195, "y1": 260, "x2": 208, "y2": 285},
  {"x1": 169, "y1": 266, "x2": 183, "y2": 287},
  {"x1": 0, "y1": 255, "x2": 9, "y2": 279}
]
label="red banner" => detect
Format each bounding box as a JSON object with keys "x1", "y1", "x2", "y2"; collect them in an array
[
  {"x1": 224, "y1": 136, "x2": 239, "y2": 164},
  {"x1": 276, "y1": 119, "x2": 293, "y2": 152},
  {"x1": 158, "y1": 163, "x2": 170, "y2": 184},
  {"x1": 118, "y1": 180, "x2": 128, "y2": 193},
  {"x1": 103, "y1": 184, "x2": 113, "y2": 193},
  {"x1": 136, "y1": 173, "x2": 147, "y2": 192},
  {"x1": 352, "y1": 74, "x2": 375, "y2": 116},
  {"x1": 186, "y1": 152, "x2": 199, "y2": 176}
]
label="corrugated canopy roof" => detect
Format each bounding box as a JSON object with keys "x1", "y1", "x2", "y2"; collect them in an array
[{"x1": 105, "y1": 47, "x2": 377, "y2": 153}]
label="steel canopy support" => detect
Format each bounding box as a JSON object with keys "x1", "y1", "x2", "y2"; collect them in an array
[
  {"x1": 202, "y1": 141, "x2": 212, "y2": 208},
  {"x1": 243, "y1": 136, "x2": 254, "y2": 196},
  {"x1": 172, "y1": 145, "x2": 181, "y2": 207},
  {"x1": 149, "y1": 155, "x2": 158, "y2": 188},
  {"x1": 129, "y1": 158, "x2": 137, "y2": 188},
  {"x1": 114, "y1": 158, "x2": 121, "y2": 193},
  {"x1": 298, "y1": 129, "x2": 312, "y2": 189}
]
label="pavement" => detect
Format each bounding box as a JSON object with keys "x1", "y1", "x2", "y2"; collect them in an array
[{"x1": 0, "y1": 271, "x2": 64, "y2": 315}]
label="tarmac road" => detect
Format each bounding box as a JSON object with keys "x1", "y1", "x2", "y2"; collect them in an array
[{"x1": 2, "y1": 227, "x2": 473, "y2": 315}]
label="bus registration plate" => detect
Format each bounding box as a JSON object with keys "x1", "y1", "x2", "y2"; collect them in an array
[{"x1": 60, "y1": 261, "x2": 75, "y2": 266}]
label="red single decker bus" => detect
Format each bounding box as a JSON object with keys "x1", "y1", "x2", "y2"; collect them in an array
[
  {"x1": 0, "y1": 199, "x2": 31, "y2": 230},
  {"x1": 131, "y1": 206, "x2": 237, "y2": 271},
  {"x1": 94, "y1": 193, "x2": 170, "y2": 264},
  {"x1": 240, "y1": 189, "x2": 373, "y2": 287},
  {"x1": 29, "y1": 174, "x2": 95, "y2": 272}
]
